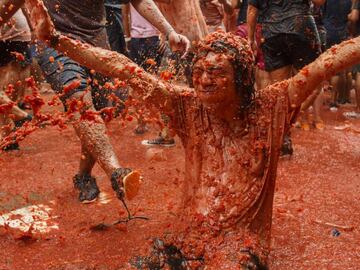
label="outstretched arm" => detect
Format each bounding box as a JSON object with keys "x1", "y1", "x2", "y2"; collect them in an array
[
  {"x1": 54, "y1": 37, "x2": 176, "y2": 113},
  {"x1": 288, "y1": 37, "x2": 360, "y2": 108},
  {"x1": 131, "y1": 0, "x2": 190, "y2": 54}
]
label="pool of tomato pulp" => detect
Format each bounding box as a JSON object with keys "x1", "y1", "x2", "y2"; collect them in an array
[{"x1": 0, "y1": 92, "x2": 359, "y2": 270}]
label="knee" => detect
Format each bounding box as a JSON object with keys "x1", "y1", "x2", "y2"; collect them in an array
[{"x1": 64, "y1": 89, "x2": 95, "y2": 112}]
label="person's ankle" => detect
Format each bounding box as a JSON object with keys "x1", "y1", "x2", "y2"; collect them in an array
[{"x1": 111, "y1": 168, "x2": 132, "y2": 199}]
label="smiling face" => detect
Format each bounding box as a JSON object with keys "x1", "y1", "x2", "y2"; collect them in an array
[{"x1": 192, "y1": 52, "x2": 239, "y2": 106}]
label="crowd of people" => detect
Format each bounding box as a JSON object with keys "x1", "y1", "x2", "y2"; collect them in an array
[{"x1": 1, "y1": 0, "x2": 360, "y2": 269}]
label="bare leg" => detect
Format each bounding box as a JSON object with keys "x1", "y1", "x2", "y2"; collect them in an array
[
  {"x1": 0, "y1": 114, "x2": 13, "y2": 140},
  {"x1": 355, "y1": 72, "x2": 360, "y2": 112},
  {"x1": 79, "y1": 143, "x2": 96, "y2": 176},
  {"x1": 270, "y1": 66, "x2": 293, "y2": 155},
  {"x1": 330, "y1": 75, "x2": 339, "y2": 105},
  {"x1": 0, "y1": 91, "x2": 29, "y2": 120},
  {"x1": 0, "y1": 63, "x2": 30, "y2": 120},
  {"x1": 0, "y1": 63, "x2": 31, "y2": 147},
  {"x1": 8, "y1": 64, "x2": 31, "y2": 102},
  {"x1": 345, "y1": 70, "x2": 353, "y2": 103},
  {"x1": 331, "y1": 72, "x2": 346, "y2": 104},
  {"x1": 299, "y1": 86, "x2": 324, "y2": 130},
  {"x1": 255, "y1": 68, "x2": 271, "y2": 90},
  {"x1": 69, "y1": 91, "x2": 121, "y2": 178},
  {"x1": 269, "y1": 66, "x2": 292, "y2": 83}
]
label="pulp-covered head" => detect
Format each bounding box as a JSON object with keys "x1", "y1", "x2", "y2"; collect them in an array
[{"x1": 192, "y1": 31, "x2": 255, "y2": 110}]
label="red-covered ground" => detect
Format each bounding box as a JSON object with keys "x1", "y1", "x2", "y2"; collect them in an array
[{"x1": 0, "y1": 92, "x2": 359, "y2": 270}]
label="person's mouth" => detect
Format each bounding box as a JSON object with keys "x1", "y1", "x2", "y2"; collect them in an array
[{"x1": 200, "y1": 86, "x2": 217, "y2": 93}]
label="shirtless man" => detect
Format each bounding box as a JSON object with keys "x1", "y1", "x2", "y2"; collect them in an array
[
  {"x1": 5, "y1": 0, "x2": 360, "y2": 267},
  {"x1": 0, "y1": 0, "x2": 190, "y2": 204},
  {"x1": 199, "y1": 0, "x2": 234, "y2": 32}
]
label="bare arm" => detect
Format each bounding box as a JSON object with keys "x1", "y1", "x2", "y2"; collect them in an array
[
  {"x1": 22, "y1": 0, "x2": 177, "y2": 114},
  {"x1": 131, "y1": 0, "x2": 173, "y2": 34},
  {"x1": 247, "y1": 4, "x2": 258, "y2": 52},
  {"x1": 122, "y1": 4, "x2": 131, "y2": 38},
  {"x1": 288, "y1": 38, "x2": 360, "y2": 108},
  {"x1": 0, "y1": 0, "x2": 24, "y2": 27},
  {"x1": 219, "y1": 0, "x2": 234, "y2": 15},
  {"x1": 54, "y1": 36, "x2": 176, "y2": 113},
  {"x1": 131, "y1": 0, "x2": 190, "y2": 54}
]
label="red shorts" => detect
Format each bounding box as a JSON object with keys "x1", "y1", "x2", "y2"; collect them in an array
[{"x1": 235, "y1": 24, "x2": 265, "y2": 70}]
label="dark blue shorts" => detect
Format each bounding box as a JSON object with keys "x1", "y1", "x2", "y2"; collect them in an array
[{"x1": 37, "y1": 46, "x2": 127, "y2": 111}]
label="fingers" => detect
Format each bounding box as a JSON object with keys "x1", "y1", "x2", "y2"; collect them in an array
[
  {"x1": 159, "y1": 42, "x2": 167, "y2": 55},
  {"x1": 180, "y1": 35, "x2": 191, "y2": 58},
  {"x1": 168, "y1": 32, "x2": 191, "y2": 57}
]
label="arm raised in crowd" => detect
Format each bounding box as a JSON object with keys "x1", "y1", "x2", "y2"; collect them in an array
[
  {"x1": 131, "y1": 0, "x2": 190, "y2": 54},
  {"x1": 247, "y1": 4, "x2": 258, "y2": 52},
  {"x1": 288, "y1": 37, "x2": 360, "y2": 108}
]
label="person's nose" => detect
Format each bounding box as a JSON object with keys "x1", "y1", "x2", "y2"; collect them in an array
[{"x1": 200, "y1": 71, "x2": 212, "y2": 86}]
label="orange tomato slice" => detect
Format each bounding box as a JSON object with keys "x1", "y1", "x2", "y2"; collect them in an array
[{"x1": 123, "y1": 171, "x2": 141, "y2": 200}]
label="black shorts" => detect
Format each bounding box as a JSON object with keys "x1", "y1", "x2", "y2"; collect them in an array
[
  {"x1": 261, "y1": 33, "x2": 321, "y2": 72},
  {"x1": 326, "y1": 29, "x2": 348, "y2": 48},
  {"x1": 0, "y1": 41, "x2": 31, "y2": 67}
]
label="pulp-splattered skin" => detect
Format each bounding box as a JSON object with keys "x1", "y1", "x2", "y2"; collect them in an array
[
  {"x1": 0, "y1": 0, "x2": 190, "y2": 189},
  {"x1": 157, "y1": 0, "x2": 208, "y2": 42},
  {"x1": 3, "y1": 0, "x2": 360, "y2": 268},
  {"x1": 52, "y1": 36, "x2": 360, "y2": 268}
]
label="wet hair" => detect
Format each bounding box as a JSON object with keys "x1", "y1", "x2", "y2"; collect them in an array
[{"x1": 193, "y1": 31, "x2": 255, "y2": 111}]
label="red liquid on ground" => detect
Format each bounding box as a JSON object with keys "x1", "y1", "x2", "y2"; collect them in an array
[{"x1": 0, "y1": 91, "x2": 359, "y2": 269}]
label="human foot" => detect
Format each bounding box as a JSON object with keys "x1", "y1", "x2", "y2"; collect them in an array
[
  {"x1": 111, "y1": 168, "x2": 141, "y2": 200},
  {"x1": 73, "y1": 174, "x2": 100, "y2": 203}
]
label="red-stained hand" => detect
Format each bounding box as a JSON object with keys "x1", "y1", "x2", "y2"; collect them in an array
[{"x1": 168, "y1": 31, "x2": 191, "y2": 57}]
